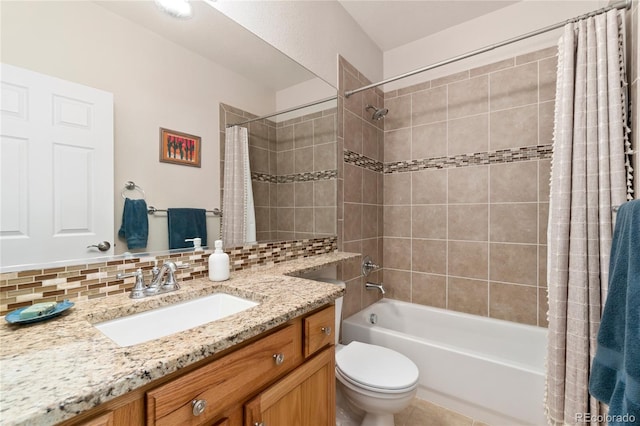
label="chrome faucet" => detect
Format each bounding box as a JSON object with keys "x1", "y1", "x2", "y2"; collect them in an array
[
  {"x1": 146, "y1": 261, "x2": 179, "y2": 295},
  {"x1": 117, "y1": 261, "x2": 185, "y2": 299},
  {"x1": 365, "y1": 282, "x2": 386, "y2": 295}
]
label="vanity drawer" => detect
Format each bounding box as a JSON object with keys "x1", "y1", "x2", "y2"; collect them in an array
[
  {"x1": 303, "y1": 305, "x2": 335, "y2": 358},
  {"x1": 146, "y1": 323, "x2": 301, "y2": 426}
]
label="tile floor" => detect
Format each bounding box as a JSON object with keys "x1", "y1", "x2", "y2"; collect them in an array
[
  {"x1": 394, "y1": 398, "x2": 491, "y2": 426},
  {"x1": 337, "y1": 391, "x2": 491, "y2": 426}
]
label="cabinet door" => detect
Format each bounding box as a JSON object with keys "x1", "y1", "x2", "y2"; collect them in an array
[{"x1": 244, "y1": 348, "x2": 335, "y2": 426}]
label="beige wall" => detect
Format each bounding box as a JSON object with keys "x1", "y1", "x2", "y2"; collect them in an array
[{"x1": 0, "y1": 1, "x2": 276, "y2": 254}]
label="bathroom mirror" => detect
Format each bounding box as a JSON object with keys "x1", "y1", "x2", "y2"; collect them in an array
[{"x1": 0, "y1": 0, "x2": 336, "y2": 270}]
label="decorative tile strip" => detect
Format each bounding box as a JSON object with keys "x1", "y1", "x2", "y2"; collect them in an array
[
  {"x1": 251, "y1": 170, "x2": 337, "y2": 184},
  {"x1": 384, "y1": 144, "x2": 553, "y2": 174},
  {"x1": 0, "y1": 236, "x2": 337, "y2": 315},
  {"x1": 344, "y1": 150, "x2": 384, "y2": 173}
]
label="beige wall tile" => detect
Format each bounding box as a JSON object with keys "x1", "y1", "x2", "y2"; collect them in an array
[
  {"x1": 383, "y1": 237, "x2": 412, "y2": 271},
  {"x1": 315, "y1": 207, "x2": 336, "y2": 235},
  {"x1": 294, "y1": 181, "x2": 313, "y2": 207},
  {"x1": 362, "y1": 169, "x2": 378, "y2": 205},
  {"x1": 412, "y1": 272, "x2": 446, "y2": 308},
  {"x1": 412, "y1": 205, "x2": 447, "y2": 239},
  {"x1": 538, "y1": 56, "x2": 558, "y2": 102},
  {"x1": 539, "y1": 159, "x2": 551, "y2": 202},
  {"x1": 448, "y1": 114, "x2": 489, "y2": 156},
  {"x1": 490, "y1": 104, "x2": 538, "y2": 150},
  {"x1": 412, "y1": 122, "x2": 447, "y2": 159},
  {"x1": 412, "y1": 86, "x2": 447, "y2": 126},
  {"x1": 448, "y1": 241, "x2": 488, "y2": 279},
  {"x1": 412, "y1": 239, "x2": 447, "y2": 275},
  {"x1": 249, "y1": 146, "x2": 269, "y2": 173},
  {"x1": 448, "y1": 75, "x2": 488, "y2": 119},
  {"x1": 385, "y1": 128, "x2": 412, "y2": 162},
  {"x1": 490, "y1": 203, "x2": 538, "y2": 243},
  {"x1": 294, "y1": 146, "x2": 313, "y2": 174},
  {"x1": 490, "y1": 62, "x2": 538, "y2": 111},
  {"x1": 313, "y1": 142, "x2": 336, "y2": 172},
  {"x1": 276, "y1": 125, "x2": 294, "y2": 151},
  {"x1": 489, "y1": 243, "x2": 537, "y2": 285},
  {"x1": 344, "y1": 163, "x2": 363, "y2": 203},
  {"x1": 412, "y1": 169, "x2": 447, "y2": 204},
  {"x1": 252, "y1": 181, "x2": 270, "y2": 207},
  {"x1": 344, "y1": 203, "x2": 362, "y2": 242},
  {"x1": 249, "y1": 121, "x2": 270, "y2": 149},
  {"x1": 470, "y1": 58, "x2": 514, "y2": 77},
  {"x1": 384, "y1": 205, "x2": 411, "y2": 237},
  {"x1": 314, "y1": 179, "x2": 336, "y2": 207},
  {"x1": 489, "y1": 282, "x2": 537, "y2": 325},
  {"x1": 539, "y1": 202, "x2": 549, "y2": 244},
  {"x1": 276, "y1": 183, "x2": 294, "y2": 207},
  {"x1": 363, "y1": 121, "x2": 380, "y2": 161},
  {"x1": 490, "y1": 161, "x2": 538, "y2": 202},
  {"x1": 385, "y1": 172, "x2": 412, "y2": 205},
  {"x1": 344, "y1": 110, "x2": 363, "y2": 153},
  {"x1": 343, "y1": 277, "x2": 363, "y2": 319},
  {"x1": 313, "y1": 115, "x2": 335, "y2": 145},
  {"x1": 448, "y1": 277, "x2": 488, "y2": 316},
  {"x1": 295, "y1": 208, "x2": 314, "y2": 233},
  {"x1": 539, "y1": 245, "x2": 547, "y2": 288},
  {"x1": 539, "y1": 101, "x2": 555, "y2": 146},
  {"x1": 277, "y1": 150, "x2": 294, "y2": 175},
  {"x1": 448, "y1": 204, "x2": 488, "y2": 241},
  {"x1": 382, "y1": 269, "x2": 411, "y2": 302},
  {"x1": 362, "y1": 204, "x2": 378, "y2": 239},
  {"x1": 276, "y1": 207, "x2": 294, "y2": 232},
  {"x1": 294, "y1": 120, "x2": 313, "y2": 148},
  {"x1": 448, "y1": 166, "x2": 488, "y2": 204},
  {"x1": 384, "y1": 94, "x2": 412, "y2": 130},
  {"x1": 538, "y1": 287, "x2": 549, "y2": 327}
]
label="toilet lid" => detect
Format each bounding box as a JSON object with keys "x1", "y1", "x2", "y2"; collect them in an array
[{"x1": 335, "y1": 341, "x2": 419, "y2": 391}]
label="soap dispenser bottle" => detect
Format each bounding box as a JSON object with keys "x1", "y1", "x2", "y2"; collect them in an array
[{"x1": 208, "y1": 240, "x2": 230, "y2": 282}]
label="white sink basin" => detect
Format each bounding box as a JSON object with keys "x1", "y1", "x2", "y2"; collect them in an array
[{"x1": 94, "y1": 293, "x2": 259, "y2": 347}]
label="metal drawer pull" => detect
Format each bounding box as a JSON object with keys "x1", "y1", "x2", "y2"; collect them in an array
[
  {"x1": 321, "y1": 326, "x2": 332, "y2": 336},
  {"x1": 254, "y1": 422, "x2": 265, "y2": 426},
  {"x1": 192, "y1": 399, "x2": 207, "y2": 416},
  {"x1": 273, "y1": 353, "x2": 285, "y2": 365}
]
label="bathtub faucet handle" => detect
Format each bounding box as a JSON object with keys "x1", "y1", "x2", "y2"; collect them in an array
[{"x1": 362, "y1": 255, "x2": 380, "y2": 277}]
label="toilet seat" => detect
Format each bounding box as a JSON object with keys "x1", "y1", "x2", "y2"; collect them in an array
[{"x1": 336, "y1": 341, "x2": 419, "y2": 393}]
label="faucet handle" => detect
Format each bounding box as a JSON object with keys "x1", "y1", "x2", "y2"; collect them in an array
[
  {"x1": 117, "y1": 268, "x2": 147, "y2": 299},
  {"x1": 361, "y1": 255, "x2": 380, "y2": 277}
]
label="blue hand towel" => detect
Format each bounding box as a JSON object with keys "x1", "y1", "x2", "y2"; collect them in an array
[
  {"x1": 167, "y1": 208, "x2": 207, "y2": 250},
  {"x1": 118, "y1": 198, "x2": 149, "y2": 249},
  {"x1": 589, "y1": 200, "x2": 640, "y2": 425}
]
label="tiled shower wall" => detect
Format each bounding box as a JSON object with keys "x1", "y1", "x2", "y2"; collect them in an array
[
  {"x1": 381, "y1": 47, "x2": 557, "y2": 327},
  {"x1": 337, "y1": 56, "x2": 385, "y2": 319},
  {"x1": 219, "y1": 104, "x2": 337, "y2": 242}
]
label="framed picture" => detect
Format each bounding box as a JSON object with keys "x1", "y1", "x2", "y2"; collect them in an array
[{"x1": 159, "y1": 127, "x2": 201, "y2": 167}]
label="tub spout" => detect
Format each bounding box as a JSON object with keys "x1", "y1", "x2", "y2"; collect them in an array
[{"x1": 366, "y1": 282, "x2": 385, "y2": 295}]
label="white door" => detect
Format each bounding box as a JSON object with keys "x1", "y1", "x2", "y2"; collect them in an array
[{"x1": 0, "y1": 63, "x2": 114, "y2": 269}]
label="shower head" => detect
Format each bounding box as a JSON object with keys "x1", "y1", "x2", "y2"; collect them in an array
[{"x1": 365, "y1": 105, "x2": 388, "y2": 121}]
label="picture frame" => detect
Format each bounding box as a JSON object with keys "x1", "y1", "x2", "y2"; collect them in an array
[{"x1": 159, "y1": 127, "x2": 201, "y2": 168}]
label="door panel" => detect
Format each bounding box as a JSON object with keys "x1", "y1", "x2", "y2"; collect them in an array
[{"x1": 0, "y1": 63, "x2": 113, "y2": 268}]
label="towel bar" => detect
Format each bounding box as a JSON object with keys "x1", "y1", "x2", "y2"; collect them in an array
[
  {"x1": 147, "y1": 206, "x2": 222, "y2": 217},
  {"x1": 121, "y1": 181, "x2": 145, "y2": 200}
]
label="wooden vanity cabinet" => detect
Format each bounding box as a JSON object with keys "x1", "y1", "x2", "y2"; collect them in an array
[{"x1": 63, "y1": 305, "x2": 335, "y2": 426}]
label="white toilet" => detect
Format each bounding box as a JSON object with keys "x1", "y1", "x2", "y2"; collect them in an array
[{"x1": 318, "y1": 279, "x2": 419, "y2": 426}]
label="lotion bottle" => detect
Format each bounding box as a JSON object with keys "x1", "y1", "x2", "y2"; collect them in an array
[{"x1": 208, "y1": 240, "x2": 230, "y2": 281}]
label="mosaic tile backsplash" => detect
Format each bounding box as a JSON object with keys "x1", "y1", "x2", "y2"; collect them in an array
[{"x1": 0, "y1": 237, "x2": 337, "y2": 316}]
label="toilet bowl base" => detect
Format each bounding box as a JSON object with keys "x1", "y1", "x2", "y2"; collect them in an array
[{"x1": 360, "y1": 412, "x2": 395, "y2": 426}]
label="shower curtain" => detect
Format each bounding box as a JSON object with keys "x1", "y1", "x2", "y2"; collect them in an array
[
  {"x1": 222, "y1": 125, "x2": 257, "y2": 247},
  {"x1": 545, "y1": 9, "x2": 632, "y2": 426}
]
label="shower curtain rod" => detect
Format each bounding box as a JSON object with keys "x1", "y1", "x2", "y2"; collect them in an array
[
  {"x1": 344, "y1": 0, "x2": 632, "y2": 98},
  {"x1": 226, "y1": 95, "x2": 338, "y2": 128}
]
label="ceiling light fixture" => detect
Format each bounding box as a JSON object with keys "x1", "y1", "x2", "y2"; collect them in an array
[{"x1": 154, "y1": 0, "x2": 193, "y2": 19}]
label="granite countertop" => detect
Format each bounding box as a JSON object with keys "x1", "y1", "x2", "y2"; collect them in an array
[{"x1": 0, "y1": 251, "x2": 359, "y2": 426}]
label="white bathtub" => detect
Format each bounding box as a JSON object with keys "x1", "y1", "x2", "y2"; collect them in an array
[{"x1": 341, "y1": 299, "x2": 547, "y2": 426}]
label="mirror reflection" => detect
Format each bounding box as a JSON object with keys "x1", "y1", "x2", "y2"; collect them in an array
[{"x1": 0, "y1": 0, "x2": 336, "y2": 270}]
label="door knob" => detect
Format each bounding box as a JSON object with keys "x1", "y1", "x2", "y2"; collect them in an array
[{"x1": 87, "y1": 241, "x2": 111, "y2": 252}]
